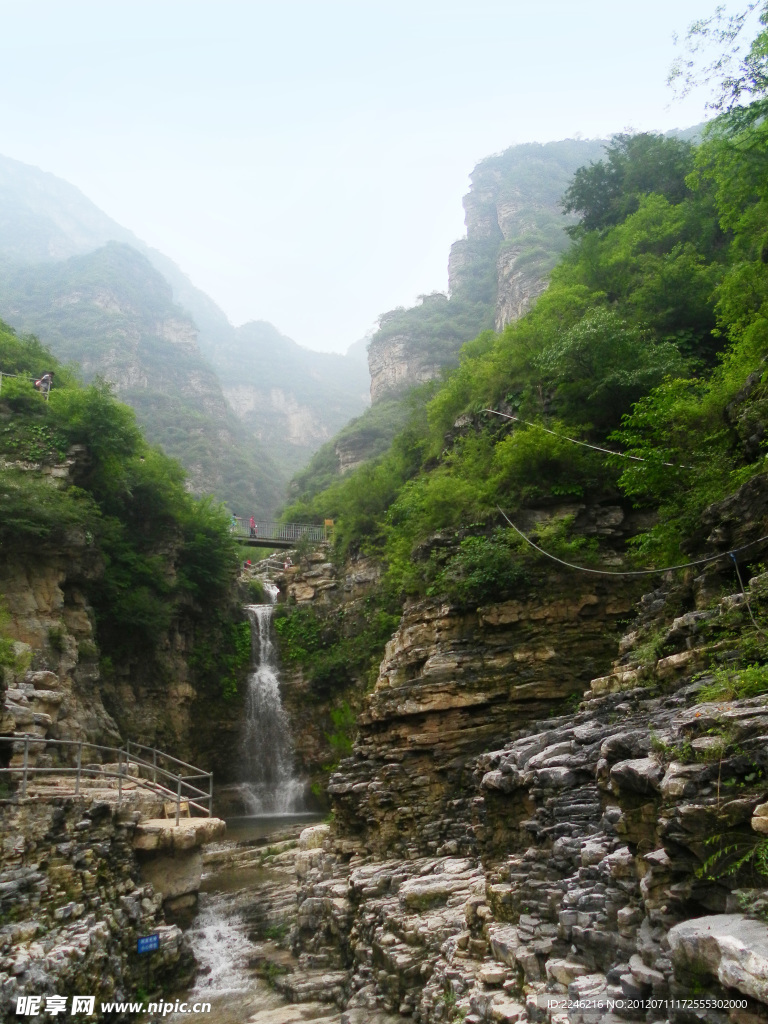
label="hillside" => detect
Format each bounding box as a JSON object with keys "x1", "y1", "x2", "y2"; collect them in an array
[
  {"x1": 0, "y1": 243, "x2": 283, "y2": 515},
  {"x1": 264, "y1": 26, "x2": 768, "y2": 1014},
  {"x1": 367, "y1": 138, "x2": 608, "y2": 405},
  {"x1": 0, "y1": 153, "x2": 369, "y2": 508},
  {"x1": 284, "y1": 121, "x2": 748, "y2": 618},
  {"x1": 0, "y1": 319, "x2": 249, "y2": 764},
  {"x1": 288, "y1": 138, "x2": 607, "y2": 507}
]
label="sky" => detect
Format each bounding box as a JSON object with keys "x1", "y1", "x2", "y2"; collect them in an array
[{"x1": 0, "y1": 0, "x2": 759, "y2": 352}]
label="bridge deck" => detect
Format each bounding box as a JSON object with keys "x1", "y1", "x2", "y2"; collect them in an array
[
  {"x1": 240, "y1": 536, "x2": 297, "y2": 549},
  {"x1": 231, "y1": 518, "x2": 330, "y2": 550}
]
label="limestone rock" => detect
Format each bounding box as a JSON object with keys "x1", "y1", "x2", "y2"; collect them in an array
[{"x1": 668, "y1": 914, "x2": 768, "y2": 1001}]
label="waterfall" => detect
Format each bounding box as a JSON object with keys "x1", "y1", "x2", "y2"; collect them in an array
[{"x1": 240, "y1": 590, "x2": 305, "y2": 815}]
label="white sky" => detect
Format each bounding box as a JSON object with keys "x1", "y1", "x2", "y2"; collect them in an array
[{"x1": 0, "y1": 1, "x2": 757, "y2": 352}]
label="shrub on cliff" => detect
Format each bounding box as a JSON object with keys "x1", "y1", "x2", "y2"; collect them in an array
[{"x1": 0, "y1": 321, "x2": 240, "y2": 663}]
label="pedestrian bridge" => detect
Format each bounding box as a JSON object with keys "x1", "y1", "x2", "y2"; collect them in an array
[{"x1": 232, "y1": 518, "x2": 331, "y2": 549}]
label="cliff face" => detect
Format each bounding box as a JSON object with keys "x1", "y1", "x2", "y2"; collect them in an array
[
  {"x1": 328, "y1": 507, "x2": 642, "y2": 858},
  {"x1": 367, "y1": 140, "x2": 606, "y2": 406},
  {"x1": 201, "y1": 320, "x2": 370, "y2": 484},
  {"x1": 0, "y1": 797, "x2": 190, "y2": 1020},
  {"x1": 0, "y1": 454, "x2": 247, "y2": 784},
  {"x1": 265, "y1": 478, "x2": 768, "y2": 1022},
  {"x1": 368, "y1": 330, "x2": 446, "y2": 406},
  {"x1": 270, "y1": 553, "x2": 385, "y2": 791}
]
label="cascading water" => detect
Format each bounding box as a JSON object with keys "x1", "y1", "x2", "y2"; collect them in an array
[{"x1": 240, "y1": 586, "x2": 305, "y2": 814}]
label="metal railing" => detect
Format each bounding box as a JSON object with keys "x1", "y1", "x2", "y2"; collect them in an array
[
  {"x1": 231, "y1": 519, "x2": 329, "y2": 543},
  {"x1": 0, "y1": 735, "x2": 213, "y2": 821}
]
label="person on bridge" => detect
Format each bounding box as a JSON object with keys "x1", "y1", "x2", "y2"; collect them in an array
[
  {"x1": 249, "y1": 516, "x2": 257, "y2": 538},
  {"x1": 34, "y1": 371, "x2": 54, "y2": 396}
]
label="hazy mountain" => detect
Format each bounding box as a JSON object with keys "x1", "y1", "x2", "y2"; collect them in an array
[
  {"x1": 0, "y1": 242, "x2": 283, "y2": 515},
  {"x1": 290, "y1": 138, "x2": 608, "y2": 506},
  {"x1": 0, "y1": 153, "x2": 369, "y2": 508}
]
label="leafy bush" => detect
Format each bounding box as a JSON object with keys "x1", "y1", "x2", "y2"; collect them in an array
[
  {"x1": 324, "y1": 701, "x2": 356, "y2": 766},
  {"x1": 274, "y1": 599, "x2": 400, "y2": 699},
  {"x1": 699, "y1": 663, "x2": 768, "y2": 702},
  {"x1": 430, "y1": 531, "x2": 529, "y2": 607}
]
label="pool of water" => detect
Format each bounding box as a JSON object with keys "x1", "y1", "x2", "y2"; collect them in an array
[{"x1": 223, "y1": 812, "x2": 323, "y2": 845}]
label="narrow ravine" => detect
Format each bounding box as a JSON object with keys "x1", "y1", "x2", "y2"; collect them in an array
[
  {"x1": 166, "y1": 816, "x2": 329, "y2": 1024},
  {"x1": 164, "y1": 590, "x2": 325, "y2": 1022}
]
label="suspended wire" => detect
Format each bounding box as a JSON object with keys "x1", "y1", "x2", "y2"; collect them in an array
[
  {"x1": 729, "y1": 552, "x2": 768, "y2": 638},
  {"x1": 497, "y1": 506, "x2": 768, "y2": 578},
  {"x1": 482, "y1": 408, "x2": 689, "y2": 468}
]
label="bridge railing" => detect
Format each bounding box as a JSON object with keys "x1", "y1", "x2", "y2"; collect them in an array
[
  {"x1": 231, "y1": 519, "x2": 328, "y2": 543},
  {"x1": 0, "y1": 735, "x2": 213, "y2": 821}
]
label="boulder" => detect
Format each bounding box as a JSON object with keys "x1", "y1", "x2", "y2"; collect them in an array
[{"x1": 668, "y1": 913, "x2": 768, "y2": 1001}]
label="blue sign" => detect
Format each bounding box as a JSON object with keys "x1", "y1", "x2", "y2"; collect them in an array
[{"x1": 137, "y1": 934, "x2": 160, "y2": 954}]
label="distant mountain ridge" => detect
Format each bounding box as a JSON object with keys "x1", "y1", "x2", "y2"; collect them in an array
[
  {"x1": 0, "y1": 153, "x2": 369, "y2": 513},
  {"x1": 0, "y1": 242, "x2": 284, "y2": 513}
]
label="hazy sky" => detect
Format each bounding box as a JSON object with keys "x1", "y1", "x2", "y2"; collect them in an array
[{"x1": 0, "y1": 1, "x2": 757, "y2": 352}]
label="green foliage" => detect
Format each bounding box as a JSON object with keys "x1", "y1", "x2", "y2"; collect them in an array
[
  {"x1": 429, "y1": 531, "x2": 529, "y2": 608},
  {"x1": 274, "y1": 607, "x2": 325, "y2": 665},
  {"x1": 246, "y1": 577, "x2": 268, "y2": 603},
  {"x1": 535, "y1": 308, "x2": 686, "y2": 429},
  {"x1": 0, "y1": 246, "x2": 284, "y2": 516},
  {"x1": 275, "y1": 598, "x2": 400, "y2": 699},
  {"x1": 563, "y1": 133, "x2": 696, "y2": 233},
  {"x1": 0, "y1": 599, "x2": 28, "y2": 676},
  {"x1": 286, "y1": 14, "x2": 768, "y2": 607},
  {"x1": 532, "y1": 514, "x2": 601, "y2": 565},
  {"x1": 0, "y1": 468, "x2": 100, "y2": 544},
  {"x1": 326, "y1": 701, "x2": 356, "y2": 760},
  {"x1": 0, "y1": 323, "x2": 242, "y2": 692},
  {"x1": 374, "y1": 291, "x2": 495, "y2": 367},
  {"x1": 191, "y1": 617, "x2": 251, "y2": 701},
  {"x1": 699, "y1": 833, "x2": 768, "y2": 882},
  {"x1": 699, "y1": 663, "x2": 768, "y2": 702}
]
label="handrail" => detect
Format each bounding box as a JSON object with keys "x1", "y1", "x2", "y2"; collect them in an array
[
  {"x1": 10, "y1": 736, "x2": 211, "y2": 798},
  {"x1": 125, "y1": 738, "x2": 209, "y2": 778},
  {"x1": 0, "y1": 734, "x2": 213, "y2": 817},
  {"x1": 231, "y1": 519, "x2": 328, "y2": 542}
]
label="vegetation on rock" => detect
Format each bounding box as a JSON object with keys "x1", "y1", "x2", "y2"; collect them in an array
[
  {"x1": 284, "y1": 68, "x2": 768, "y2": 608},
  {"x1": 0, "y1": 320, "x2": 244, "y2": 698}
]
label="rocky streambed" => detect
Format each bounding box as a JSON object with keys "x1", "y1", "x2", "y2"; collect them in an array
[{"x1": 166, "y1": 814, "x2": 400, "y2": 1024}]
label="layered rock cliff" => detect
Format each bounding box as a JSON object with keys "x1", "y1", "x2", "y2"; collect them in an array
[
  {"x1": 257, "y1": 478, "x2": 768, "y2": 1023},
  {"x1": 0, "y1": 450, "x2": 249, "y2": 784}
]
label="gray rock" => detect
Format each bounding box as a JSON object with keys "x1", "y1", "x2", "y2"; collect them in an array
[
  {"x1": 609, "y1": 758, "x2": 664, "y2": 795},
  {"x1": 668, "y1": 913, "x2": 768, "y2": 1002}
]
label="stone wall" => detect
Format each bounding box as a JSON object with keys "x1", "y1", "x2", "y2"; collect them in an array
[
  {"x1": 328, "y1": 553, "x2": 639, "y2": 860},
  {"x1": 0, "y1": 797, "x2": 190, "y2": 1019}
]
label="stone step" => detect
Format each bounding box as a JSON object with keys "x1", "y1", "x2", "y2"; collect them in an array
[{"x1": 274, "y1": 969, "x2": 348, "y2": 1004}]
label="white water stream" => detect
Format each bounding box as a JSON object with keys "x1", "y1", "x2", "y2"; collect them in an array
[
  {"x1": 167, "y1": 815, "x2": 326, "y2": 1024},
  {"x1": 240, "y1": 591, "x2": 305, "y2": 814}
]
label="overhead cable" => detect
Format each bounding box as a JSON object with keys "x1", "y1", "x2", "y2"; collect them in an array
[
  {"x1": 497, "y1": 506, "x2": 768, "y2": 578},
  {"x1": 482, "y1": 408, "x2": 688, "y2": 468}
]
